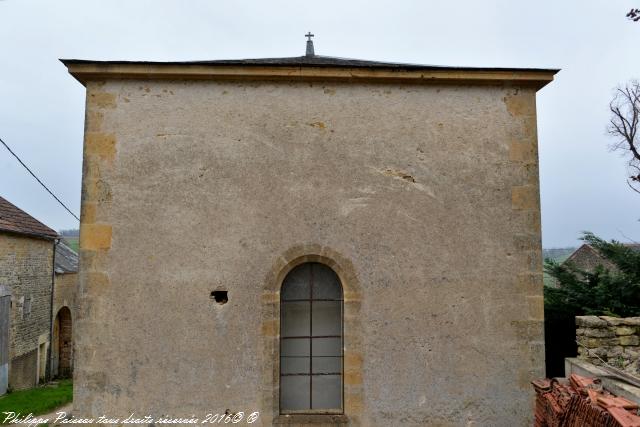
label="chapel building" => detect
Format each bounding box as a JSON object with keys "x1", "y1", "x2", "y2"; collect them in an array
[{"x1": 63, "y1": 37, "x2": 557, "y2": 426}]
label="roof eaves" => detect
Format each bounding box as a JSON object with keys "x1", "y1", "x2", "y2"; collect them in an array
[
  {"x1": 0, "y1": 227, "x2": 58, "y2": 241},
  {"x1": 61, "y1": 58, "x2": 559, "y2": 90}
]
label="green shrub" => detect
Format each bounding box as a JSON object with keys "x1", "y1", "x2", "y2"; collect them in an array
[
  {"x1": 543, "y1": 232, "x2": 640, "y2": 376},
  {"x1": 545, "y1": 232, "x2": 640, "y2": 318}
]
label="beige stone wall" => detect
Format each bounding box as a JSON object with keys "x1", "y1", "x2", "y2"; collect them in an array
[
  {"x1": 76, "y1": 79, "x2": 544, "y2": 426},
  {"x1": 576, "y1": 315, "x2": 640, "y2": 375},
  {"x1": 0, "y1": 233, "x2": 53, "y2": 389},
  {"x1": 53, "y1": 272, "x2": 77, "y2": 325},
  {"x1": 52, "y1": 272, "x2": 76, "y2": 377}
]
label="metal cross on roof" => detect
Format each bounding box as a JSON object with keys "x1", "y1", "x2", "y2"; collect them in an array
[{"x1": 305, "y1": 32, "x2": 315, "y2": 56}]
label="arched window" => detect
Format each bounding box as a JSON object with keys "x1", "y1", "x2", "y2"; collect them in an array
[{"x1": 280, "y1": 262, "x2": 343, "y2": 413}]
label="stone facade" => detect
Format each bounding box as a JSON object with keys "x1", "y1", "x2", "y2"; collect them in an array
[
  {"x1": 51, "y1": 240, "x2": 78, "y2": 378},
  {"x1": 576, "y1": 315, "x2": 640, "y2": 375},
  {"x1": 52, "y1": 273, "x2": 76, "y2": 378},
  {"x1": 53, "y1": 271, "x2": 77, "y2": 327},
  {"x1": 65, "y1": 56, "x2": 556, "y2": 426},
  {"x1": 0, "y1": 285, "x2": 10, "y2": 394},
  {"x1": 0, "y1": 233, "x2": 53, "y2": 390}
]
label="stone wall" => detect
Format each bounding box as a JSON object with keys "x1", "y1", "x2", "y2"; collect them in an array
[
  {"x1": 0, "y1": 233, "x2": 53, "y2": 389},
  {"x1": 576, "y1": 315, "x2": 640, "y2": 375},
  {"x1": 0, "y1": 285, "x2": 10, "y2": 395},
  {"x1": 53, "y1": 272, "x2": 77, "y2": 318},
  {"x1": 73, "y1": 78, "x2": 545, "y2": 426},
  {"x1": 52, "y1": 272, "x2": 76, "y2": 378}
]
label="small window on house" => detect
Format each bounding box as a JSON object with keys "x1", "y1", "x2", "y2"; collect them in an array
[
  {"x1": 280, "y1": 262, "x2": 343, "y2": 413},
  {"x1": 23, "y1": 296, "x2": 31, "y2": 319}
]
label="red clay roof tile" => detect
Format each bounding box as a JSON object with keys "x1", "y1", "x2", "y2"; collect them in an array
[{"x1": 0, "y1": 196, "x2": 57, "y2": 240}]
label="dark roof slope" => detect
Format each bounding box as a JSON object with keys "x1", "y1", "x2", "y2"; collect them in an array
[
  {"x1": 55, "y1": 240, "x2": 78, "y2": 273},
  {"x1": 60, "y1": 54, "x2": 559, "y2": 74},
  {"x1": 0, "y1": 196, "x2": 58, "y2": 240}
]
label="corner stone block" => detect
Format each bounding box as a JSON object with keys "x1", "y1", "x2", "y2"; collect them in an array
[
  {"x1": 509, "y1": 141, "x2": 537, "y2": 164},
  {"x1": 80, "y1": 224, "x2": 112, "y2": 250},
  {"x1": 85, "y1": 110, "x2": 104, "y2": 133},
  {"x1": 83, "y1": 272, "x2": 111, "y2": 297},
  {"x1": 344, "y1": 372, "x2": 362, "y2": 386},
  {"x1": 345, "y1": 392, "x2": 364, "y2": 412},
  {"x1": 514, "y1": 234, "x2": 539, "y2": 252},
  {"x1": 512, "y1": 186, "x2": 538, "y2": 211},
  {"x1": 261, "y1": 320, "x2": 278, "y2": 337},
  {"x1": 516, "y1": 272, "x2": 542, "y2": 293},
  {"x1": 81, "y1": 202, "x2": 97, "y2": 224},
  {"x1": 88, "y1": 91, "x2": 117, "y2": 109},
  {"x1": 527, "y1": 295, "x2": 544, "y2": 320},
  {"x1": 85, "y1": 133, "x2": 116, "y2": 161},
  {"x1": 504, "y1": 91, "x2": 536, "y2": 118}
]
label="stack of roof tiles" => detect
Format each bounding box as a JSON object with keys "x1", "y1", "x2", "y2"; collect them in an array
[{"x1": 532, "y1": 374, "x2": 640, "y2": 427}]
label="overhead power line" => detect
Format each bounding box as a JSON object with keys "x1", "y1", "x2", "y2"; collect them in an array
[{"x1": 0, "y1": 136, "x2": 80, "y2": 221}]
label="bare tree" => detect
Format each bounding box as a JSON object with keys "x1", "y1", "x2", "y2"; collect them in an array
[{"x1": 608, "y1": 81, "x2": 640, "y2": 194}]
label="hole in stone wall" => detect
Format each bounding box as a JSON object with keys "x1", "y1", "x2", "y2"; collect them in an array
[{"x1": 211, "y1": 291, "x2": 228, "y2": 305}]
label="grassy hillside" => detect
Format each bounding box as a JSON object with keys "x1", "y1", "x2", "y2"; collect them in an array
[{"x1": 61, "y1": 237, "x2": 79, "y2": 252}]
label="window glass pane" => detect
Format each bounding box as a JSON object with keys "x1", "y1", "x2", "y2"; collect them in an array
[
  {"x1": 281, "y1": 338, "x2": 310, "y2": 357},
  {"x1": 312, "y1": 338, "x2": 342, "y2": 357},
  {"x1": 312, "y1": 357, "x2": 341, "y2": 374},
  {"x1": 282, "y1": 302, "x2": 310, "y2": 337},
  {"x1": 312, "y1": 264, "x2": 342, "y2": 300},
  {"x1": 312, "y1": 301, "x2": 341, "y2": 336},
  {"x1": 311, "y1": 375, "x2": 342, "y2": 410},
  {"x1": 281, "y1": 375, "x2": 310, "y2": 411},
  {"x1": 281, "y1": 357, "x2": 310, "y2": 375},
  {"x1": 280, "y1": 263, "x2": 344, "y2": 414},
  {"x1": 281, "y1": 263, "x2": 311, "y2": 300}
]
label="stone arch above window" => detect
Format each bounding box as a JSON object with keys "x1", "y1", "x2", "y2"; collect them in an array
[{"x1": 261, "y1": 244, "x2": 363, "y2": 425}]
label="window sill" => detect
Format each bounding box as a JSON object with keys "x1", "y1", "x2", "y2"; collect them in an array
[{"x1": 274, "y1": 414, "x2": 349, "y2": 424}]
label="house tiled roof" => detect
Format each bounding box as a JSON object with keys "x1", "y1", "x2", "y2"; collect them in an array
[{"x1": 0, "y1": 196, "x2": 58, "y2": 240}]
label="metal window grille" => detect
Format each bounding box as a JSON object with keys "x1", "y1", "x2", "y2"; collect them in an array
[{"x1": 280, "y1": 262, "x2": 343, "y2": 413}]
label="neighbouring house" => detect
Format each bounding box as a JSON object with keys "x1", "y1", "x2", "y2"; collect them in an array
[
  {"x1": 0, "y1": 196, "x2": 57, "y2": 391},
  {"x1": 52, "y1": 240, "x2": 78, "y2": 378},
  {"x1": 63, "y1": 37, "x2": 557, "y2": 425},
  {"x1": 563, "y1": 243, "x2": 640, "y2": 273},
  {"x1": 0, "y1": 197, "x2": 79, "y2": 392}
]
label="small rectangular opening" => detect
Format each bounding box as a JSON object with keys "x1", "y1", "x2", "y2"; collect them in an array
[{"x1": 211, "y1": 291, "x2": 228, "y2": 305}]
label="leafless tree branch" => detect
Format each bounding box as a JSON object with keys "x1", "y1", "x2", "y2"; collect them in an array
[
  {"x1": 608, "y1": 80, "x2": 640, "y2": 194},
  {"x1": 627, "y1": 8, "x2": 640, "y2": 21}
]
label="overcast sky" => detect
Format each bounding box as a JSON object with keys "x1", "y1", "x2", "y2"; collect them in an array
[{"x1": 1, "y1": 0, "x2": 639, "y2": 248}]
